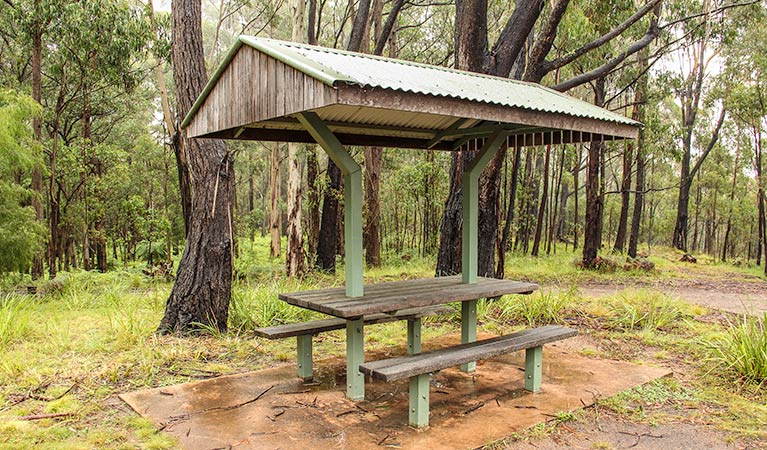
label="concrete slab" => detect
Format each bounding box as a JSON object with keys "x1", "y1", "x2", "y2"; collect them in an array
[{"x1": 119, "y1": 334, "x2": 671, "y2": 450}]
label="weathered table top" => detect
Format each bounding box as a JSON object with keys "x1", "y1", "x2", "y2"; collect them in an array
[{"x1": 279, "y1": 275, "x2": 539, "y2": 319}]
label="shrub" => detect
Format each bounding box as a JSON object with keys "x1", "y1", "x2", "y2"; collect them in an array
[{"x1": 709, "y1": 313, "x2": 767, "y2": 386}]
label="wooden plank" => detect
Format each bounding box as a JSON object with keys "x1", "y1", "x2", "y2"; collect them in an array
[
  {"x1": 279, "y1": 276, "x2": 538, "y2": 318},
  {"x1": 253, "y1": 305, "x2": 453, "y2": 339},
  {"x1": 359, "y1": 326, "x2": 577, "y2": 382}
]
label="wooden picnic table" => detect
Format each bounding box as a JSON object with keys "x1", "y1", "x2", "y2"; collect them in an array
[{"x1": 279, "y1": 275, "x2": 539, "y2": 399}]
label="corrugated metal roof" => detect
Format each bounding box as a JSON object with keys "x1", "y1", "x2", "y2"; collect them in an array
[{"x1": 235, "y1": 36, "x2": 637, "y2": 127}]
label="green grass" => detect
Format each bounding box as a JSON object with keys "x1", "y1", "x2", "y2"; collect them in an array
[
  {"x1": 708, "y1": 313, "x2": 767, "y2": 386},
  {"x1": 1, "y1": 238, "x2": 766, "y2": 448}
]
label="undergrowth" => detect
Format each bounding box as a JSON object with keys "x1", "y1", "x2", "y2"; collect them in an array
[{"x1": 708, "y1": 313, "x2": 767, "y2": 387}]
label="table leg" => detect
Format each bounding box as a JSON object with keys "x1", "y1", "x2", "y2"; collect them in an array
[
  {"x1": 296, "y1": 335, "x2": 313, "y2": 380},
  {"x1": 524, "y1": 346, "x2": 543, "y2": 392},
  {"x1": 346, "y1": 317, "x2": 365, "y2": 400},
  {"x1": 407, "y1": 318, "x2": 421, "y2": 355},
  {"x1": 409, "y1": 373, "x2": 430, "y2": 428},
  {"x1": 461, "y1": 299, "x2": 477, "y2": 372}
]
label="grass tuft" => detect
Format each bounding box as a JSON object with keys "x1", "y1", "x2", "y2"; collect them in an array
[
  {"x1": 493, "y1": 289, "x2": 576, "y2": 327},
  {"x1": 708, "y1": 313, "x2": 767, "y2": 387},
  {"x1": 0, "y1": 294, "x2": 31, "y2": 349},
  {"x1": 603, "y1": 289, "x2": 691, "y2": 332}
]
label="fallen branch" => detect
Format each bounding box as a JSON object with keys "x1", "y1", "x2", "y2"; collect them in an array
[
  {"x1": 197, "y1": 385, "x2": 275, "y2": 414},
  {"x1": 462, "y1": 401, "x2": 485, "y2": 415},
  {"x1": 14, "y1": 412, "x2": 76, "y2": 421}
]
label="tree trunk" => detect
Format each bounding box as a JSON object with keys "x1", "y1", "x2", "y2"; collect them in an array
[
  {"x1": 573, "y1": 146, "x2": 581, "y2": 250},
  {"x1": 531, "y1": 145, "x2": 550, "y2": 256},
  {"x1": 628, "y1": 48, "x2": 649, "y2": 259},
  {"x1": 268, "y1": 143, "x2": 281, "y2": 257},
  {"x1": 364, "y1": 146, "x2": 382, "y2": 267},
  {"x1": 305, "y1": 146, "x2": 320, "y2": 259},
  {"x1": 159, "y1": 0, "x2": 233, "y2": 334},
  {"x1": 285, "y1": 0, "x2": 307, "y2": 277},
  {"x1": 496, "y1": 145, "x2": 521, "y2": 278},
  {"x1": 30, "y1": 16, "x2": 45, "y2": 279},
  {"x1": 613, "y1": 139, "x2": 633, "y2": 253},
  {"x1": 582, "y1": 78, "x2": 605, "y2": 268},
  {"x1": 286, "y1": 143, "x2": 305, "y2": 276},
  {"x1": 317, "y1": 160, "x2": 341, "y2": 272}
]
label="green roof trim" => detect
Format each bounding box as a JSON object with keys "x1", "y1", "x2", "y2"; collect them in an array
[{"x1": 181, "y1": 35, "x2": 640, "y2": 131}]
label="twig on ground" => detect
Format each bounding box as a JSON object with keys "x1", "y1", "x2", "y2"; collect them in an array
[
  {"x1": 197, "y1": 385, "x2": 275, "y2": 414},
  {"x1": 14, "y1": 412, "x2": 76, "y2": 421},
  {"x1": 462, "y1": 401, "x2": 485, "y2": 415},
  {"x1": 618, "y1": 431, "x2": 663, "y2": 448}
]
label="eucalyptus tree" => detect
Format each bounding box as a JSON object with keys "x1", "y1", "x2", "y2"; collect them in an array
[{"x1": 158, "y1": 0, "x2": 235, "y2": 333}]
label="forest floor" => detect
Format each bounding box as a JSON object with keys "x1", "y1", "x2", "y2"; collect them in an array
[{"x1": 0, "y1": 243, "x2": 766, "y2": 449}]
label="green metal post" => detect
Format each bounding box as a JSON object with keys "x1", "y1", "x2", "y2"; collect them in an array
[
  {"x1": 296, "y1": 112, "x2": 363, "y2": 298},
  {"x1": 524, "y1": 346, "x2": 543, "y2": 392},
  {"x1": 296, "y1": 335, "x2": 313, "y2": 380},
  {"x1": 460, "y1": 130, "x2": 506, "y2": 372},
  {"x1": 344, "y1": 170, "x2": 363, "y2": 297},
  {"x1": 409, "y1": 373, "x2": 430, "y2": 428},
  {"x1": 460, "y1": 300, "x2": 477, "y2": 372},
  {"x1": 461, "y1": 129, "x2": 507, "y2": 284},
  {"x1": 407, "y1": 318, "x2": 421, "y2": 354},
  {"x1": 346, "y1": 318, "x2": 365, "y2": 400}
]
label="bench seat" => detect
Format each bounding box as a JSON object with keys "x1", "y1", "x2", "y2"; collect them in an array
[
  {"x1": 254, "y1": 305, "x2": 453, "y2": 380},
  {"x1": 253, "y1": 305, "x2": 453, "y2": 339},
  {"x1": 359, "y1": 325, "x2": 577, "y2": 427}
]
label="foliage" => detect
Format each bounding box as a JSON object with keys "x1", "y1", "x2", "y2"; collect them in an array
[
  {"x1": 0, "y1": 90, "x2": 45, "y2": 273},
  {"x1": 708, "y1": 313, "x2": 767, "y2": 387}
]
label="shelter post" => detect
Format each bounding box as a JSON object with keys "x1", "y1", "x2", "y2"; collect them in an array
[
  {"x1": 297, "y1": 111, "x2": 365, "y2": 400},
  {"x1": 460, "y1": 130, "x2": 506, "y2": 372}
]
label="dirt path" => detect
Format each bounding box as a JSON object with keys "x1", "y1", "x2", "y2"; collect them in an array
[{"x1": 553, "y1": 277, "x2": 767, "y2": 316}]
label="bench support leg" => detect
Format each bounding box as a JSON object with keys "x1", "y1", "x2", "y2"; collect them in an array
[
  {"x1": 409, "y1": 373, "x2": 430, "y2": 428},
  {"x1": 525, "y1": 346, "x2": 543, "y2": 392},
  {"x1": 296, "y1": 335, "x2": 313, "y2": 380},
  {"x1": 346, "y1": 318, "x2": 365, "y2": 400},
  {"x1": 461, "y1": 300, "x2": 477, "y2": 372},
  {"x1": 407, "y1": 318, "x2": 421, "y2": 354}
]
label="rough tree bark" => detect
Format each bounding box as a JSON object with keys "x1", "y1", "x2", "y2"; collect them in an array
[
  {"x1": 285, "y1": 0, "x2": 306, "y2": 277},
  {"x1": 317, "y1": 161, "x2": 341, "y2": 271},
  {"x1": 364, "y1": 146, "x2": 382, "y2": 267},
  {"x1": 30, "y1": 8, "x2": 45, "y2": 279},
  {"x1": 531, "y1": 145, "x2": 550, "y2": 256},
  {"x1": 268, "y1": 143, "x2": 281, "y2": 257},
  {"x1": 158, "y1": 0, "x2": 234, "y2": 334},
  {"x1": 582, "y1": 78, "x2": 606, "y2": 268},
  {"x1": 613, "y1": 120, "x2": 637, "y2": 253}
]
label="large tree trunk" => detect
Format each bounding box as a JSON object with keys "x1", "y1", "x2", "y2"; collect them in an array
[
  {"x1": 582, "y1": 78, "x2": 606, "y2": 268},
  {"x1": 496, "y1": 145, "x2": 521, "y2": 278},
  {"x1": 436, "y1": 0, "x2": 488, "y2": 276},
  {"x1": 285, "y1": 0, "x2": 307, "y2": 277},
  {"x1": 159, "y1": 0, "x2": 233, "y2": 334},
  {"x1": 286, "y1": 143, "x2": 305, "y2": 276},
  {"x1": 628, "y1": 48, "x2": 649, "y2": 259},
  {"x1": 316, "y1": 161, "x2": 341, "y2": 272}
]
